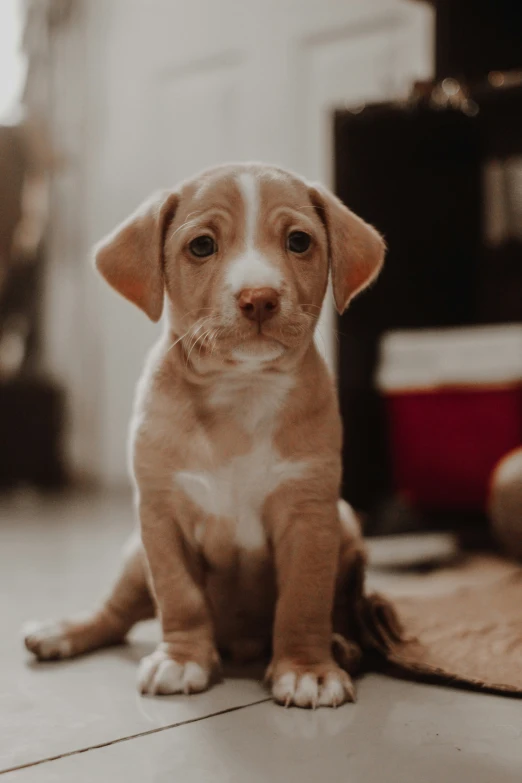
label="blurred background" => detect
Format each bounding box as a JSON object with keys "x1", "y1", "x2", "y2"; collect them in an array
[{"x1": 0, "y1": 0, "x2": 521, "y2": 554}]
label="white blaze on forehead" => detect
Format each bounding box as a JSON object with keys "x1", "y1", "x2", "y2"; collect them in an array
[
  {"x1": 225, "y1": 172, "x2": 282, "y2": 294},
  {"x1": 239, "y1": 171, "x2": 258, "y2": 246}
]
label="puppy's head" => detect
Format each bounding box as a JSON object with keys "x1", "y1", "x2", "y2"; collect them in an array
[{"x1": 94, "y1": 163, "x2": 384, "y2": 365}]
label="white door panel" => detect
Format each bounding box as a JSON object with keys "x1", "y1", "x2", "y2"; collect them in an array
[
  {"x1": 52, "y1": 0, "x2": 433, "y2": 483},
  {"x1": 152, "y1": 57, "x2": 244, "y2": 184}
]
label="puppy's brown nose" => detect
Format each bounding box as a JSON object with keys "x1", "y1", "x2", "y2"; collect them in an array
[{"x1": 238, "y1": 287, "x2": 280, "y2": 323}]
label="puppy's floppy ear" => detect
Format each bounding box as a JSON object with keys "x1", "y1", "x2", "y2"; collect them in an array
[
  {"x1": 93, "y1": 190, "x2": 179, "y2": 322},
  {"x1": 309, "y1": 184, "x2": 385, "y2": 314}
]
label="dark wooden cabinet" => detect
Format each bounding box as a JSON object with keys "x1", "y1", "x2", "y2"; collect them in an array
[{"x1": 335, "y1": 87, "x2": 522, "y2": 531}]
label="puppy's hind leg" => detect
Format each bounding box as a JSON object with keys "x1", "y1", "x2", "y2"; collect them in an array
[{"x1": 24, "y1": 534, "x2": 155, "y2": 661}]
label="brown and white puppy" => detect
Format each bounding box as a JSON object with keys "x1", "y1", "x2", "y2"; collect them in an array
[{"x1": 24, "y1": 163, "x2": 385, "y2": 708}]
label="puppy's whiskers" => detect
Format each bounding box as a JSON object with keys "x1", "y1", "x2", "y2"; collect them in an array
[
  {"x1": 178, "y1": 307, "x2": 214, "y2": 324},
  {"x1": 196, "y1": 327, "x2": 218, "y2": 360},
  {"x1": 185, "y1": 331, "x2": 208, "y2": 367},
  {"x1": 167, "y1": 311, "x2": 216, "y2": 357},
  {"x1": 314, "y1": 325, "x2": 330, "y2": 355},
  {"x1": 165, "y1": 329, "x2": 191, "y2": 355},
  {"x1": 300, "y1": 302, "x2": 322, "y2": 313},
  {"x1": 183, "y1": 315, "x2": 220, "y2": 367}
]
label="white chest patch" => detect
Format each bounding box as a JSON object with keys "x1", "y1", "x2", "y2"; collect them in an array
[
  {"x1": 175, "y1": 369, "x2": 306, "y2": 550},
  {"x1": 175, "y1": 443, "x2": 307, "y2": 550}
]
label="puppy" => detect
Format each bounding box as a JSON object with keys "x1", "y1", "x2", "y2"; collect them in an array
[{"x1": 24, "y1": 163, "x2": 385, "y2": 708}]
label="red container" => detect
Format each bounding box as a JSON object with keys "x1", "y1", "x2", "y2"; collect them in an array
[{"x1": 376, "y1": 326, "x2": 522, "y2": 511}]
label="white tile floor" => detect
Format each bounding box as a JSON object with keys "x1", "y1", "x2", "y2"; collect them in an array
[{"x1": 1, "y1": 492, "x2": 520, "y2": 782}]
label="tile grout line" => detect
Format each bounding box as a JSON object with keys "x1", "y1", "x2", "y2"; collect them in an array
[{"x1": 0, "y1": 698, "x2": 271, "y2": 776}]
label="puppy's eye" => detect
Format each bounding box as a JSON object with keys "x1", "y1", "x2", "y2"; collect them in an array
[
  {"x1": 189, "y1": 235, "x2": 216, "y2": 258},
  {"x1": 287, "y1": 231, "x2": 311, "y2": 254}
]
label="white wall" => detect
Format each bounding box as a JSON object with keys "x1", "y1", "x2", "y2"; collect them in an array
[
  {"x1": 0, "y1": 0, "x2": 25, "y2": 121},
  {"x1": 45, "y1": 0, "x2": 434, "y2": 486}
]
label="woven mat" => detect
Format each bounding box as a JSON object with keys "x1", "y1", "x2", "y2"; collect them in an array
[{"x1": 362, "y1": 555, "x2": 522, "y2": 695}]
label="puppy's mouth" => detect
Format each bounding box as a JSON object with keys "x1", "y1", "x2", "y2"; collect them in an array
[
  {"x1": 231, "y1": 335, "x2": 285, "y2": 362},
  {"x1": 183, "y1": 308, "x2": 310, "y2": 364},
  {"x1": 227, "y1": 311, "x2": 311, "y2": 358}
]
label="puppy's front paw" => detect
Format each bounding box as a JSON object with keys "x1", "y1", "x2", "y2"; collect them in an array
[
  {"x1": 138, "y1": 644, "x2": 214, "y2": 696},
  {"x1": 267, "y1": 660, "x2": 355, "y2": 708}
]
